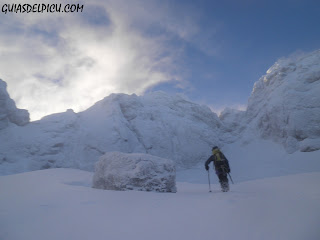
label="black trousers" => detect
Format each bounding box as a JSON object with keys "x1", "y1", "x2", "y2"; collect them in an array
[
  {"x1": 217, "y1": 172, "x2": 229, "y2": 191},
  {"x1": 217, "y1": 172, "x2": 228, "y2": 184}
]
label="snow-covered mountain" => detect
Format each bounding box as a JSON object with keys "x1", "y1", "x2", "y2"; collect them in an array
[
  {"x1": 0, "y1": 50, "x2": 320, "y2": 176},
  {"x1": 221, "y1": 50, "x2": 320, "y2": 153},
  {"x1": 246, "y1": 50, "x2": 320, "y2": 153},
  {"x1": 0, "y1": 88, "x2": 225, "y2": 175}
]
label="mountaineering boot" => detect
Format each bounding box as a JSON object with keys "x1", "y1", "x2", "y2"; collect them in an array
[{"x1": 221, "y1": 182, "x2": 229, "y2": 192}]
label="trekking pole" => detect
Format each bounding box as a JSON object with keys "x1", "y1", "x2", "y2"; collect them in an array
[
  {"x1": 228, "y1": 173, "x2": 234, "y2": 184},
  {"x1": 207, "y1": 170, "x2": 212, "y2": 192}
]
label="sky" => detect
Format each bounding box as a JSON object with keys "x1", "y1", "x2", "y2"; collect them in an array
[{"x1": 1, "y1": 0, "x2": 320, "y2": 120}]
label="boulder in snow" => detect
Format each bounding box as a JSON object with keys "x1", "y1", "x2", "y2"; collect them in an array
[{"x1": 92, "y1": 152, "x2": 177, "y2": 192}]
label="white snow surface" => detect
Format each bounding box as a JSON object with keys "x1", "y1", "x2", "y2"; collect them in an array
[
  {"x1": 92, "y1": 152, "x2": 176, "y2": 192},
  {"x1": 1, "y1": 168, "x2": 319, "y2": 240}
]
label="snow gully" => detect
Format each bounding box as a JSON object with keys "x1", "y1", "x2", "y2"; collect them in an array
[{"x1": 1, "y1": 3, "x2": 84, "y2": 14}]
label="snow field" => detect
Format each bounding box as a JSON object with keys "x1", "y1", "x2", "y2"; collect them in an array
[{"x1": 1, "y1": 168, "x2": 319, "y2": 240}]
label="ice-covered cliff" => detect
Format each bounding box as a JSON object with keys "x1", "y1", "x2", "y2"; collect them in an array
[
  {"x1": 0, "y1": 79, "x2": 29, "y2": 130},
  {"x1": 244, "y1": 50, "x2": 320, "y2": 153}
]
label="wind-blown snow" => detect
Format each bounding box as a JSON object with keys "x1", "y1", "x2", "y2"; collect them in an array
[{"x1": 1, "y1": 168, "x2": 319, "y2": 240}]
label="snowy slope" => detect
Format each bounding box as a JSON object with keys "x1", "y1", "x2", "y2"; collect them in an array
[
  {"x1": 1, "y1": 168, "x2": 319, "y2": 240},
  {"x1": 178, "y1": 139, "x2": 320, "y2": 184}
]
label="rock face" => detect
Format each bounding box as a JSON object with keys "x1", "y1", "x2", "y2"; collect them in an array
[
  {"x1": 0, "y1": 79, "x2": 29, "y2": 129},
  {"x1": 92, "y1": 152, "x2": 177, "y2": 192},
  {"x1": 245, "y1": 50, "x2": 320, "y2": 153},
  {"x1": 218, "y1": 50, "x2": 320, "y2": 153},
  {"x1": 80, "y1": 92, "x2": 223, "y2": 168}
]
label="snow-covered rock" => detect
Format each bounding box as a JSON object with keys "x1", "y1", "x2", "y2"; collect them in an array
[
  {"x1": 245, "y1": 50, "x2": 320, "y2": 153},
  {"x1": 79, "y1": 92, "x2": 222, "y2": 168},
  {"x1": 92, "y1": 152, "x2": 177, "y2": 192},
  {"x1": 0, "y1": 79, "x2": 29, "y2": 129},
  {"x1": 219, "y1": 108, "x2": 247, "y2": 143}
]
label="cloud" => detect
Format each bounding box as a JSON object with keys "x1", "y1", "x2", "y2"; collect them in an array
[{"x1": 0, "y1": 0, "x2": 221, "y2": 120}]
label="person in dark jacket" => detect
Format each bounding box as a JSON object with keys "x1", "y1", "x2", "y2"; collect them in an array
[{"x1": 205, "y1": 146, "x2": 231, "y2": 192}]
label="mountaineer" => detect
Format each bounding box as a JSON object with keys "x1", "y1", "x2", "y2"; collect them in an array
[{"x1": 205, "y1": 146, "x2": 231, "y2": 192}]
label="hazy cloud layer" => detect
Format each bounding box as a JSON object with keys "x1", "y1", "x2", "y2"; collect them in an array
[{"x1": 1, "y1": 0, "x2": 219, "y2": 120}]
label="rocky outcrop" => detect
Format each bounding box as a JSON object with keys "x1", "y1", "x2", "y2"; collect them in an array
[
  {"x1": 245, "y1": 50, "x2": 320, "y2": 152},
  {"x1": 0, "y1": 79, "x2": 29, "y2": 129}
]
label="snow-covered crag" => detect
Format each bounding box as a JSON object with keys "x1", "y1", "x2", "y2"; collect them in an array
[
  {"x1": 92, "y1": 152, "x2": 176, "y2": 192},
  {"x1": 0, "y1": 79, "x2": 29, "y2": 130},
  {"x1": 244, "y1": 50, "x2": 320, "y2": 153},
  {"x1": 220, "y1": 50, "x2": 320, "y2": 153}
]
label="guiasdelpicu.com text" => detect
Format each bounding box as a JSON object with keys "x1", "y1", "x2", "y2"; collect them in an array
[{"x1": 2, "y1": 3, "x2": 84, "y2": 14}]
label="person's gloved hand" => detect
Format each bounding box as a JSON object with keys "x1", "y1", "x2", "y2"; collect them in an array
[{"x1": 205, "y1": 165, "x2": 209, "y2": 171}]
